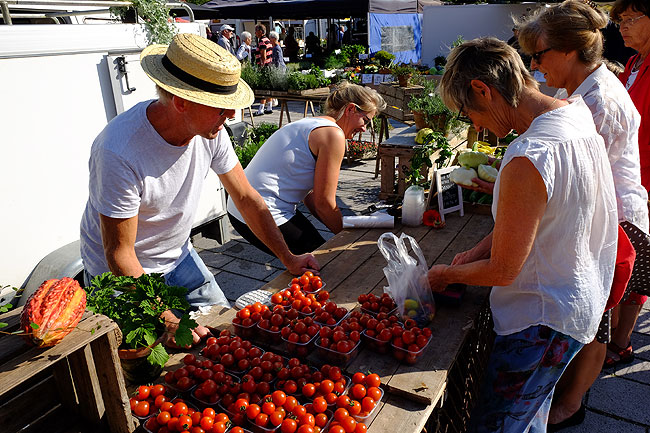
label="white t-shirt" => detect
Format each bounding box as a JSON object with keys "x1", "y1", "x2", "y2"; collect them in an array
[
  {"x1": 80, "y1": 100, "x2": 238, "y2": 277},
  {"x1": 227, "y1": 117, "x2": 342, "y2": 225},
  {"x1": 556, "y1": 64, "x2": 648, "y2": 233},
  {"x1": 490, "y1": 96, "x2": 618, "y2": 344}
]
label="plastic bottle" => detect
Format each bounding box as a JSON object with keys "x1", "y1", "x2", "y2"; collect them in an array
[{"x1": 402, "y1": 185, "x2": 426, "y2": 226}]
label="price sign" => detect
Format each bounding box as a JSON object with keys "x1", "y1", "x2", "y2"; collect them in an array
[
  {"x1": 373, "y1": 74, "x2": 383, "y2": 85},
  {"x1": 361, "y1": 74, "x2": 373, "y2": 84},
  {"x1": 431, "y1": 166, "x2": 464, "y2": 222}
]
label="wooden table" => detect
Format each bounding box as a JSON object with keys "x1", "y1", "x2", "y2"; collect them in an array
[
  {"x1": 160, "y1": 212, "x2": 495, "y2": 433},
  {"x1": 0, "y1": 309, "x2": 137, "y2": 433},
  {"x1": 252, "y1": 89, "x2": 331, "y2": 128}
]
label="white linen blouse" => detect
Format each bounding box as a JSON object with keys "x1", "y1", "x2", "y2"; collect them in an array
[
  {"x1": 490, "y1": 96, "x2": 618, "y2": 344},
  {"x1": 557, "y1": 63, "x2": 648, "y2": 233}
]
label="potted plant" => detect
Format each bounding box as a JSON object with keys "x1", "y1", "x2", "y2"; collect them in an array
[
  {"x1": 391, "y1": 64, "x2": 416, "y2": 87},
  {"x1": 372, "y1": 50, "x2": 395, "y2": 69},
  {"x1": 408, "y1": 78, "x2": 456, "y2": 133},
  {"x1": 84, "y1": 272, "x2": 197, "y2": 384},
  {"x1": 404, "y1": 131, "x2": 453, "y2": 187}
]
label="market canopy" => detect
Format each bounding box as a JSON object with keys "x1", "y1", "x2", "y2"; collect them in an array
[{"x1": 202, "y1": 0, "x2": 370, "y2": 19}]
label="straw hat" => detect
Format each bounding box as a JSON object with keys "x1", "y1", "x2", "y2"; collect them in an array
[{"x1": 140, "y1": 33, "x2": 254, "y2": 109}]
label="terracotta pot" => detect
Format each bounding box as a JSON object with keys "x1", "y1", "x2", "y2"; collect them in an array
[
  {"x1": 118, "y1": 335, "x2": 165, "y2": 384},
  {"x1": 427, "y1": 113, "x2": 450, "y2": 134},
  {"x1": 397, "y1": 74, "x2": 411, "y2": 87},
  {"x1": 413, "y1": 111, "x2": 427, "y2": 130}
]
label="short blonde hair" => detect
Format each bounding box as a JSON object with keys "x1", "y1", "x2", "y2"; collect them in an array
[
  {"x1": 324, "y1": 81, "x2": 386, "y2": 118},
  {"x1": 518, "y1": 0, "x2": 608, "y2": 66},
  {"x1": 439, "y1": 37, "x2": 537, "y2": 112}
]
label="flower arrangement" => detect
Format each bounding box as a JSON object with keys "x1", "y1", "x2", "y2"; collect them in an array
[{"x1": 346, "y1": 140, "x2": 377, "y2": 160}]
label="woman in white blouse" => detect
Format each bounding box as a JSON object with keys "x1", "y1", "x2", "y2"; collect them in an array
[
  {"x1": 428, "y1": 37, "x2": 618, "y2": 433},
  {"x1": 517, "y1": 1, "x2": 648, "y2": 429}
]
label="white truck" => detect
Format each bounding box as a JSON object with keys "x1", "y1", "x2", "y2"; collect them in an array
[{"x1": 0, "y1": 3, "x2": 237, "y2": 305}]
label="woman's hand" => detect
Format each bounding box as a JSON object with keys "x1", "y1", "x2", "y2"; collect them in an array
[
  {"x1": 460, "y1": 178, "x2": 495, "y2": 195},
  {"x1": 428, "y1": 264, "x2": 449, "y2": 292}
]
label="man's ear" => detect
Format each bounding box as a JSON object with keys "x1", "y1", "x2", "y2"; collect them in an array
[
  {"x1": 171, "y1": 95, "x2": 190, "y2": 113},
  {"x1": 469, "y1": 79, "x2": 492, "y2": 101}
]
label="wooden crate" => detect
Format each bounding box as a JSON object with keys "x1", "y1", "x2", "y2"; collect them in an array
[
  {"x1": 0, "y1": 307, "x2": 137, "y2": 433},
  {"x1": 377, "y1": 82, "x2": 425, "y2": 122}
]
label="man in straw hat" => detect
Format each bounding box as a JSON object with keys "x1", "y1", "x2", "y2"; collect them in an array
[{"x1": 80, "y1": 33, "x2": 319, "y2": 346}]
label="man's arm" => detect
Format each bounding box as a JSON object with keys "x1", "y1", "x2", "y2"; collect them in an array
[
  {"x1": 305, "y1": 126, "x2": 346, "y2": 233},
  {"x1": 260, "y1": 41, "x2": 268, "y2": 62},
  {"x1": 220, "y1": 163, "x2": 320, "y2": 274},
  {"x1": 99, "y1": 214, "x2": 144, "y2": 277}
]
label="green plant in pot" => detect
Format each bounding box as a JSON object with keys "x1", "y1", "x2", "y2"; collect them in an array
[
  {"x1": 391, "y1": 64, "x2": 416, "y2": 87},
  {"x1": 111, "y1": 0, "x2": 176, "y2": 44},
  {"x1": 85, "y1": 272, "x2": 197, "y2": 384},
  {"x1": 408, "y1": 78, "x2": 457, "y2": 134},
  {"x1": 404, "y1": 131, "x2": 453, "y2": 187}
]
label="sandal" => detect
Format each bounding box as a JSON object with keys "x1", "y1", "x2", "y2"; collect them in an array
[{"x1": 603, "y1": 341, "x2": 634, "y2": 368}]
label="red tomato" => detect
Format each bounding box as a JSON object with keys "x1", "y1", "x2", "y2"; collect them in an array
[
  {"x1": 367, "y1": 387, "x2": 382, "y2": 402},
  {"x1": 365, "y1": 374, "x2": 381, "y2": 388},
  {"x1": 312, "y1": 397, "x2": 327, "y2": 414},
  {"x1": 171, "y1": 402, "x2": 189, "y2": 418},
  {"x1": 329, "y1": 426, "x2": 346, "y2": 433},
  {"x1": 270, "y1": 410, "x2": 285, "y2": 426},
  {"x1": 351, "y1": 384, "x2": 366, "y2": 400},
  {"x1": 319, "y1": 380, "x2": 334, "y2": 395},
  {"x1": 361, "y1": 396, "x2": 376, "y2": 413},
  {"x1": 334, "y1": 408, "x2": 349, "y2": 423},
  {"x1": 262, "y1": 401, "x2": 276, "y2": 415},
  {"x1": 272, "y1": 390, "x2": 287, "y2": 406},
  {"x1": 235, "y1": 398, "x2": 250, "y2": 412},
  {"x1": 281, "y1": 418, "x2": 298, "y2": 433},
  {"x1": 178, "y1": 414, "x2": 192, "y2": 431},
  {"x1": 157, "y1": 410, "x2": 172, "y2": 425},
  {"x1": 302, "y1": 383, "x2": 316, "y2": 398},
  {"x1": 134, "y1": 400, "x2": 150, "y2": 417},
  {"x1": 213, "y1": 422, "x2": 227, "y2": 433},
  {"x1": 246, "y1": 404, "x2": 261, "y2": 420},
  {"x1": 255, "y1": 413, "x2": 269, "y2": 427},
  {"x1": 284, "y1": 395, "x2": 298, "y2": 412},
  {"x1": 340, "y1": 416, "x2": 357, "y2": 433},
  {"x1": 136, "y1": 385, "x2": 151, "y2": 400},
  {"x1": 352, "y1": 372, "x2": 366, "y2": 384},
  {"x1": 297, "y1": 425, "x2": 314, "y2": 433},
  {"x1": 355, "y1": 423, "x2": 368, "y2": 433},
  {"x1": 315, "y1": 413, "x2": 329, "y2": 428},
  {"x1": 200, "y1": 416, "x2": 214, "y2": 431}
]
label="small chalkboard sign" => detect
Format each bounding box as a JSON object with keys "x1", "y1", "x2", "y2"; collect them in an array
[{"x1": 431, "y1": 166, "x2": 464, "y2": 222}]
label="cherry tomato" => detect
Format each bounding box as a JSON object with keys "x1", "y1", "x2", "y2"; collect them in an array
[
  {"x1": 171, "y1": 402, "x2": 189, "y2": 418},
  {"x1": 155, "y1": 410, "x2": 171, "y2": 425},
  {"x1": 334, "y1": 408, "x2": 349, "y2": 423},
  {"x1": 330, "y1": 426, "x2": 346, "y2": 433},
  {"x1": 361, "y1": 396, "x2": 376, "y2": 413},
  {"x1": 364, "y1": 373, "x2": 381, "y2": 388},
  {"x1": 246, "y1": 403, "x2": 261, "y2": 420},
  {"x1": 340, "y1": 416, "x2": 357, "y2": 433},
  {"x1": 270, "y1": 410, "x2": 285, "y2": 426},
  {"x1": 202, "y1": 408, "x2": 216, "y2": 418},
  {"x1": 319, "y1": 380, "x2": 334, "y2": 395},
  {"x1": 136, "y1": 385, "x2": 151, "y2": 400},
  {"x1": 134, "y1": 400, "x2": 150, "y2": 417},
  {"x1": 312, "y1": 397, "x2": 327, "y2": 414},
  {"x1": 367, "y1": 386, "x2": 382, "y2": 402},
  {"x1": 355, "y1": 423, "x2": 368, "y2": 433},
  {"x1": 255, "y1": 413, "x2": 269, "y2": 427},
  {"x1": 352, "y1": 372, "x2": 366, "y2": 384},
  {"x1": 213, "y1": 422, "x2": 227, "y2": 433},
  {"x1": 297, "y1": 425, "x2": 315, "y2": 433},
  {"x1": 351, "y1": 384, "x2": 366, "y2": 400},
  {"x1": 235, "y1": 398, "x2": 249, "y2": 412},
  {"x1": 302, "y1": 383, "x2": 316, "y2": 398},
  {"x1": 272, "y1": 390, "x2": 287, "y2": 406},
  {"x1": 144, "y1": 416, "x2": 160, "y2": 432},
  {"x1": 315, "y1": 413, "x2": 329, "y2": 428},
  {"x1": 284, "y1": 395, "x2": 298, "y2": 412},
  {"x1": 178, "y1": 414, "x2": 193, "y2": 431},
  {"x1": 200, "y1": 416, "x2": 214, "y2": 431},
  {"x1": 281, "y1": 418, "x2": 298, "y2": 433}
]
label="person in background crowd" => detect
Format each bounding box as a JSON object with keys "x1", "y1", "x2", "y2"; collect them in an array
[
  {"x1": 216, "y1": 24, "x2": 236, "y2": 56},
  {"x1": 605, "y1": 0, "x2": 650, "y2": 375},
  {"x1": 236, "y1": 31, "x2": 253, "y2": 63},
  {"x1": 517, "y1": 1, "x2": 648, "y2": 429},
  {"x1": 326, "y1": 23, "x2": 341, "y2": 54},
  {"x1": 80, "y1": 34, "x2": 319, "y2": 348},
  {"x1": 305, "y1": 31, "x2": 321, "y2": 57},
  {"x1": 269, "y1": 31, "x2": 287, "y2": 71},
  {"x1": 428, "y1": 37, "x2": 618, "y2": 433},
  {"x1": 254, "y1": 23, "x2": 273, "y2": 117},
  {"x1": 227, "y1": 82, "x2": 385, "y2": 255},
  {"x1": 284, "y1": 27, "x2": 299, "y2": 62},
  {"x1": 205, "y1": 27, "x2": 213, "y2": 41}
]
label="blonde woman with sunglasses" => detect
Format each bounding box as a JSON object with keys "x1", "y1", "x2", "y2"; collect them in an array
[{"x1": 227, "y1": 82, "x2": 385, "y2": 255}]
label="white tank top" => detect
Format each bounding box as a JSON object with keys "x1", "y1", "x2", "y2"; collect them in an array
[{"x1": 227, "y1": 117, "x2": 342, "y2": 225}]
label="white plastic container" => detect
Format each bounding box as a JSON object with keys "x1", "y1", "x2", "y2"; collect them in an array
[{"x1": 402, "y1": 185, "x2": 426, "y2": 226}]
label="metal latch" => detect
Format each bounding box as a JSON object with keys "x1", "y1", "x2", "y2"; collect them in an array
[{"x1": 116, "y1": 56, "x2": 136, "y2": 93}]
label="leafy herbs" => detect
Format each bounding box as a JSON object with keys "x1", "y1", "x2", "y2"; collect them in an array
[
  {"x1": 405, "y1": 132, "x2": 453, "y2": 187},
  {"x1": 235, "y1": 122, "x2": 280, "y2": 168},
  {"x1": 85, "y1": 272, "x2": 197, "y2": 368}
]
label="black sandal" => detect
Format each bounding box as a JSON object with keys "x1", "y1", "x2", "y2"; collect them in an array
[{"x1": 547, "y1": 403, "x2": 586, "y2": 432}]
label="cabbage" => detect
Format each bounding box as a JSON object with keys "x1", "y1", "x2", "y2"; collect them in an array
[
  {"x1": 478, "y1": 164, "x2": 498, "y2": 183},
  {"x1": 450, "y1": 167, "x2": 478, "y2": 187},
  {"x1": 415, "y1": 128, "x2": 434, "y2": 145},
  {"x1": 458, "y1": 150, "x2": 489, "y2": 169}
]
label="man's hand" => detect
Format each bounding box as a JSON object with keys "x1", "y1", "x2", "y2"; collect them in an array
[
  {"x1": 460, "y1": 178, "x2": 495, "y2": 195},
  {"x1": 161, "y1": 309, "x2": 212, "y2": 349},
  {"x1": 428, "y1": 264, "x2": 449, "y2": 292},
  {"x1": 285, "y1": 253, "x2": 320, "y2": 275},
  {"x1": 452, "y1": 250, "x2": 476, "y2": 266}
]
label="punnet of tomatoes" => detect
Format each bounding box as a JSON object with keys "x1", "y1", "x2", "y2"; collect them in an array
[
  {"x1": 313, "y1": 301, "x2": 349, "y2": 327},
  {"x1": 342, "y1": 372, "x2": 384, "y2": 423},
  {"x1": 274, "y1": 357, "x2": 316, "y2": 396},
  {"x1": 361, "y1": 320, "x2": 403, "y2": 354},
  {"x1": 390, "y1": 318, "x2": 433, "y2": 364},
  {"x1": 142, "y1": 399, "x2": 232, "y2": 433},
  {"x1": 299, "y1": 364, "x2": 350, "y2": 406},
  {"x1": 272, "y1": 286, "x2": 330, "y2": 316},
  {"x1": 357, "y1": 293, "x2": 397, "y2": 317},
  {"x1": 257, "y1": 305, "x2": 294, "y2": 344},
  {"x1": 246, "y1": 389, "x2": 332, "y2": 433},
  {"x1": 200, "y1": 329, "x2": 266, "y2": 375},
  {"x1": 315, "y1": 324, "x2": 361, "y2": 367},
  {"x1": 233, "y1": 302, "x2": 271, "y2": 339},
  {"x1": 129, "y1": 384, "x2": 176, "y2": 420},
  {"x1": 289, "y1": 271, "x2": 325, "y2": 294},
  {"x1": 327, "y1": 406, "x2": 365, "y2": 433},
  {"x1": 280, "y1": 316, "x2": 321, "y2": 357}
]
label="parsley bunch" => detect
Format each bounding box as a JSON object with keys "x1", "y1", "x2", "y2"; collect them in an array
[{"x1": 85, "y1": 272, "x2": 197, "y2": 368}]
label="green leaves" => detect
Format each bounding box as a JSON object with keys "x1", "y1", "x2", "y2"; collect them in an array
[
  {"x1": 84, "y1": 272, "x2": 195, "y2": 369},
  {"x1": 148, "y1": 342, "x2": 170, "y2": 368}
]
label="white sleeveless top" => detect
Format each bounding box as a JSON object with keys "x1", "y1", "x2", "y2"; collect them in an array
[
  {"x1": 490, "y1": 96, "x2": 618, "y2": 344},
  {"x1": 227, "y1": 117, "x2": 342, "y2": 225}
]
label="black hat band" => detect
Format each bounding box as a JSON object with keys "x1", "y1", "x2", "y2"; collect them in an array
[{"x1": 162, "y1": 55, "x2": 238, "y2": 94}]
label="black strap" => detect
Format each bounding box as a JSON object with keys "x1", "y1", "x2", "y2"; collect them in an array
[{"x1": 161, "y1": 55, "x2": 238, "y2": 94}]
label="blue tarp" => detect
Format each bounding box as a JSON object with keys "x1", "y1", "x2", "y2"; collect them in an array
[{"x1": 368, "y1": 13, "x2": 421, "y2": 64}]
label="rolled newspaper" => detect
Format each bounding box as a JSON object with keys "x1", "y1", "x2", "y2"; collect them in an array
[{"x1": 342, "y1": 211, "x2": 394, "y2": 229}]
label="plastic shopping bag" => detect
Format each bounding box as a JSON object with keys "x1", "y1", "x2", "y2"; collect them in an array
[{"x1": 378, "y1": 232, "x2": 436, "y2": 326}]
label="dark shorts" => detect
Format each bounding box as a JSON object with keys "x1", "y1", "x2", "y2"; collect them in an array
[{"x1": 228, "y1": 210, "x2": 325, "y2": 256}]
